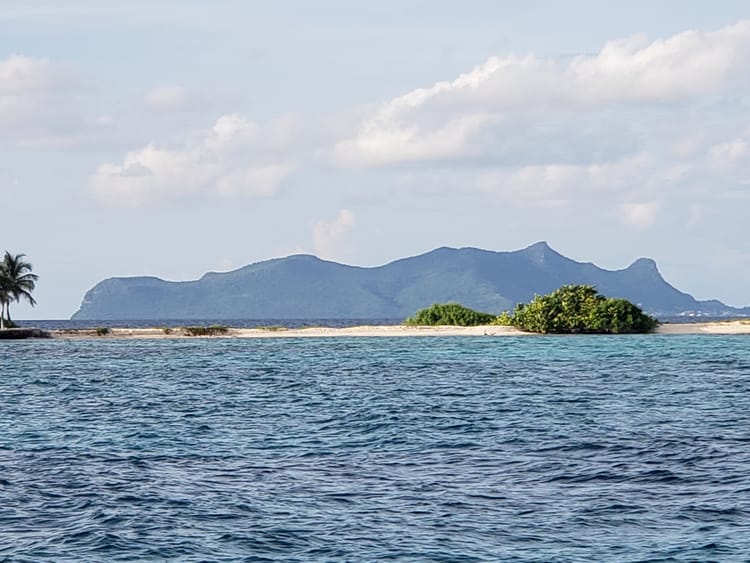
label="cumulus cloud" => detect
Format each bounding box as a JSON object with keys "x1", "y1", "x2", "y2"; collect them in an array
[
  {"x1": 312, "y1": 209, "x2": 356, "y2": 259},
  {"x1": 91, "y1": 114, "x2": 294, "y2": 205},
  {"x1": 333, "y1": 21, "x2": 750, "y2": 167},
  {"x1": 324, "y1": 18, "x2": 750, "y2": 238}
]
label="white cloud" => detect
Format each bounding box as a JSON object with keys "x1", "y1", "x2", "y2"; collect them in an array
[
  {"x1": 0, "y1": 54, "x2": 87, "y2": 145},
  {"x1": 91, "y1": 114, "x2": 294, "y2": 205},
  {"x1": 567, "y1": 23, "x2": 750, "y2": 102},
  {"x1": 476, "y1": 154, "x2": 654, "y2": 208},
  {"x1": 477, "y1": 164, "x2": 583, "y2": 208},
  {"x1": 709, "y1": 138, "x2": 749, "y2": 171},
  {"x1": 333, "y1": 20, "x2": 750, "y2": 167},
  {"x1": 326, "y1": 19, "x2": 750, "y2": 241},
  {"x1": 618, "y1": 202, "x2": 660, "y2": 229},
  {"x1": 312, "y1": 209, "x2": 356, "y2": 259},
  {"x1": 334, "y1": 114, "x2": 490, "y2": 167},
  {"x1": 0, "y1": 54, "x2": 68, "y2": 91},
  {"x1": 471, "y1": 124, "x2": 750, "y2": 212}
]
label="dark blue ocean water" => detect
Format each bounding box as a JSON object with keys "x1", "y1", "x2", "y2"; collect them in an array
[{"x1": 1, "y1": 335, "x2": 749, "y2": 561}]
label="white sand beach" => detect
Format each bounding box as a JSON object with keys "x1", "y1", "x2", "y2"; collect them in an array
[
  {"x1": 47, "y1": 321, "x2": 750, "y2": 339},
  {"x1": 656, "y1": 320, "x2": 750, "y2": 335}
]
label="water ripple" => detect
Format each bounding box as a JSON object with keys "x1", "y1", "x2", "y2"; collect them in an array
[{"x1": 1, "y1": 335, "x2": 749, "y2": 560}]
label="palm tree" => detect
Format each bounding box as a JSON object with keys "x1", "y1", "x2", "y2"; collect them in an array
[{"x1": 0, "y1": 252, "x2": 38, "y2": 329}]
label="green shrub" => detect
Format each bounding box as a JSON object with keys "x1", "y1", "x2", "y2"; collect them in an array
[
  {"x1": 493, "y1": 311, "x2": 513, "y2": 326},
  {"x1": 594, "y1": 297, "x2": 659, "y2": 333},
  {"x1": 404, "y1": 303, "x2": 496, "y2": 326},
  {"x1": 508, "y1": 285, "x2": 658, "y2": 334}
]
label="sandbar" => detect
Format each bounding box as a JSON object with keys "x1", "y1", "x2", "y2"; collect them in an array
[{"x1": 46, "y1": 321, "x2": 750, "y2": 339}]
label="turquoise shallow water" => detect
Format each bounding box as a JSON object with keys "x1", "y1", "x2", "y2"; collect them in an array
[{"x1": 1, "y1": 335, "x2": 749, "y2": 561}]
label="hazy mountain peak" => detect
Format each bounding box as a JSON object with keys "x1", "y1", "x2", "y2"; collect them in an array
[
  {"x1": 520, "y1": 241, "x2": 564, "y2": 265},
  {"x1": 627, "y1": 257, "x2": 659, "y2": 274}
]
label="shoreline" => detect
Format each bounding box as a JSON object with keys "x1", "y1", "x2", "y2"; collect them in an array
[{"x1": 42, "y1": 321, "x2": 750, "y2": 339}]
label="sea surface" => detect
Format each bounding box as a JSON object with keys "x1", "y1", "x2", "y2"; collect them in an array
[{"x1": 1, "y1": 334, "x2": 749, "y2": 561}]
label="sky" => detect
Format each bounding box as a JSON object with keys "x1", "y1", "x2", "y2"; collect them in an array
[{"x1": 3, "y1": 0, "x2": 750, "y2": 319}]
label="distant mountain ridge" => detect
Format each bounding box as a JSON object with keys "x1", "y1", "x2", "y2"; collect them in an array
[{"x1": 71, "y1": 242, "x2": 750, "y2": 320}]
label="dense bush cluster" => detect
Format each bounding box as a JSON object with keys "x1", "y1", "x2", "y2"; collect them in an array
[
  {"x1": 404, "y1": 303, "x2": 495, "y2": 326},
  {"x1": 405, "y1": 286, "x2": 658, "y2": 334},
  {"x1": 496, "y1": 285, "x2": 658, "y2": 334}
]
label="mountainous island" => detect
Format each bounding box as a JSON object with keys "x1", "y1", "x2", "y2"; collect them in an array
[{"x1": 71, "y1": 242, "x2": 749, "y2": 320}]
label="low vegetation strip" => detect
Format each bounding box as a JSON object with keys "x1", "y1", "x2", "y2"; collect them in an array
[
  {"x1": 0, "y1": 328, "x2": 50, "y2": 339},
  {"x1": 181, "y1": 325, "x2": 229, "y2": 336}
]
